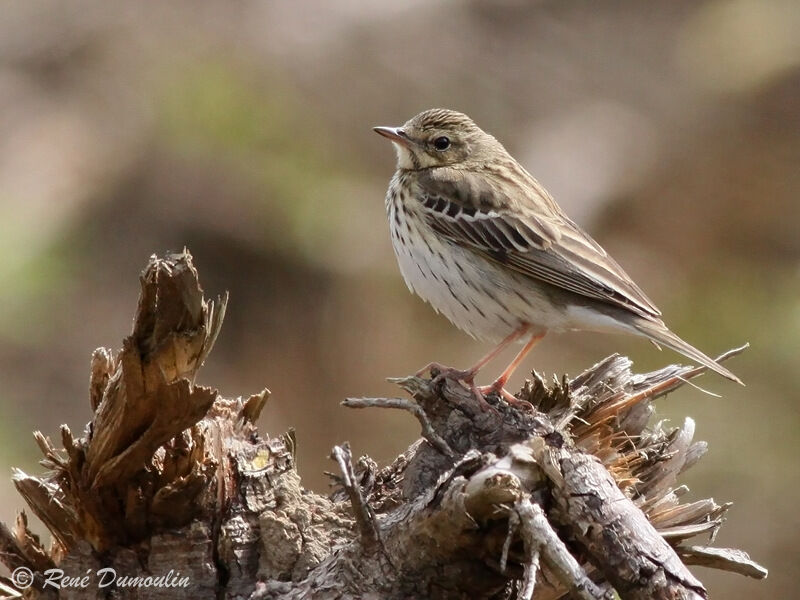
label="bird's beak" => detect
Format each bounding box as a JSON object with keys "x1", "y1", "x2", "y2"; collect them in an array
[{"x1": 373, "y1": 126, "x2": 413, "y2": 149}]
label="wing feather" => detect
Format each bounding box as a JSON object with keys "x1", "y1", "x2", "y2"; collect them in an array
[{"x1": 415, "y1": 167, "x2": 661, "y2": 319}]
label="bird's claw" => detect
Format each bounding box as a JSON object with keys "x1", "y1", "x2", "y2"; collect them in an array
[
  {"x1": 416, "y1": 362, "x2": 533, "y2": 412},
  {"x1": 416, "y1": 362, "x2": 500, "y2": 412},
  {"x1": 417, "y1": 362, "x2": 476, "y2": 385},
  {"x1": 479, "y1": 382, "x2": 534, "y2": 412}
]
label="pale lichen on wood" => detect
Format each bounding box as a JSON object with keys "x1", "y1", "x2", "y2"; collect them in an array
[{"x1": 0, "y1": 250, "x2": 766, "y2": 599}]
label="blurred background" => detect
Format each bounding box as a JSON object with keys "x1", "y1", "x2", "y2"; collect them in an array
[{"x1": 0, "y1": 0, "x2": 797, "y2": 596}]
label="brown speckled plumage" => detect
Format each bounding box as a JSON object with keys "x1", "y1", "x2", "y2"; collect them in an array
[{"x1": 375, "y1": 109, "x2": 741, "y2": 385}]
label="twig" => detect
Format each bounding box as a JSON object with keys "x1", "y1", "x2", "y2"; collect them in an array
[
  {"x1": 343, "y1": 397, "x2": 454, "y2": 457},
  {"x1": 582, "y1": 344, "x2": 749, "y2": 429},
  {"x1": 500, "y1": 509, "x2": 518, "y2": 573},
  {"x1": 625, "y1": 343, "x2": 749, "y2": 405},
  {"x1": 515, "y1": 499, "x2": 609, "y2": 600},
  {"x1": 331, "y1": 443, "x2": 380, "y2": 551},
  {"x1": 677, "y1": 546, "x2": 768, "y2": 579}
]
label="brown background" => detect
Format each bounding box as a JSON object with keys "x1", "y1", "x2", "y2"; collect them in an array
[{"x1": 0, "y1": 1, "x2": 797, "y2": 597}]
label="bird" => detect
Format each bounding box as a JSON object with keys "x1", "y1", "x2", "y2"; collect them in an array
[{"x1": 373, "y1": 108, "x2": 742, "y2": 408}]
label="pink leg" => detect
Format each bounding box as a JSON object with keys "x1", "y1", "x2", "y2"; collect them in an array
[
  {"x1": 480, "y1": 332, "x2": 545, "y2": 408},
  {"x1": 416, "y1": 324, "x2": 530, "y2": 381},
  {"x1": 416, "y1": 325, "x2": 532, "y2": 412}
]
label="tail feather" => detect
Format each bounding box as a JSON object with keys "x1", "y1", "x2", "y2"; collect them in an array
[{"x1": 632, "y1": 319, "x2": 744, "y2": 385}]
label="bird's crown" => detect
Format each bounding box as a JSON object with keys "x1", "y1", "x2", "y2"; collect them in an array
[{"x1": 404, "y1": 108, "x2": 480, "y2": 134}]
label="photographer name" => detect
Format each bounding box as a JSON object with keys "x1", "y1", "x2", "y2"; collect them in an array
[{"x1": 42, "y1": 567, "x2": 190, "y2": 590}]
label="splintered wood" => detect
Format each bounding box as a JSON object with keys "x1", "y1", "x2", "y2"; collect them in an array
[
  {"x1": 0, "y1": 251, "x2": 765, "y2": 600},
  {"x1": 341, "y1": 345, "x2": 764, "y2": 600}
]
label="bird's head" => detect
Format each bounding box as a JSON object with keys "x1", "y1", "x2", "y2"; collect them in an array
[{"x1": 373, "y1": 108, "x2": 503, "y2": 170}]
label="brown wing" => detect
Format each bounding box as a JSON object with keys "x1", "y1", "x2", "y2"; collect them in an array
[{"x1": 415, "y1": 167, "x2": 662, "y2": 319}]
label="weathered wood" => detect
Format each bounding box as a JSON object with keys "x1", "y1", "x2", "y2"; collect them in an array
[{"x1": 0, "y1": 250, "x2": 766, "y2": 599}]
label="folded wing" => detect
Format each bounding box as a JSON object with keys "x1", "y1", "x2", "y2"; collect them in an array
[{"x1": 416, "y1": 167, "x2": 661, "y2": 320}]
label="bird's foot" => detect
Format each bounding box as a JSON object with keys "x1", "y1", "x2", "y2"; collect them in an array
[
  {"x1": 416, "y1": 362, "x2": 497, "y2": 412},
  {"x1": 468, "y1": 382, "x2": 498, "y2": 413},
  {"x1": 479, "y1": 381, "x2": 534, "y2": 411},
  {"x1": 416, "y1": 362, "x2": 476, "y2": 384}
]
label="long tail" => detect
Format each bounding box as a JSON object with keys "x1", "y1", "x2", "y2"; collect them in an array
[{"x1": 632, "y1": 318, "x2": 744, "y2": 385}]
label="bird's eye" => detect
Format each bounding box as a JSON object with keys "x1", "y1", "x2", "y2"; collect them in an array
[{"x1": 432, "y1": 136, "x2": 451, "y2": 151}]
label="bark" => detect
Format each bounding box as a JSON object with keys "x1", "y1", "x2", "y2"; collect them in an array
[{"x1": 0, "y1": 250, "x2": 767, "y2": 599}]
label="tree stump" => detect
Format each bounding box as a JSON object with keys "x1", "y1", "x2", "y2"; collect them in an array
[{"x1": 0, "y1": 250, "x2": 766, "y2": 599}]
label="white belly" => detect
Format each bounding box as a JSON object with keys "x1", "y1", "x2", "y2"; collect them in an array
[{"x1": 387, "y1": 191, "x2": 573, "y2": 342}]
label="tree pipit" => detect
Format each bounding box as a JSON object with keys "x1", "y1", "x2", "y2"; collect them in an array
[{"x1": 374, "y1": 109, "x2": 742, "y2": 410}]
